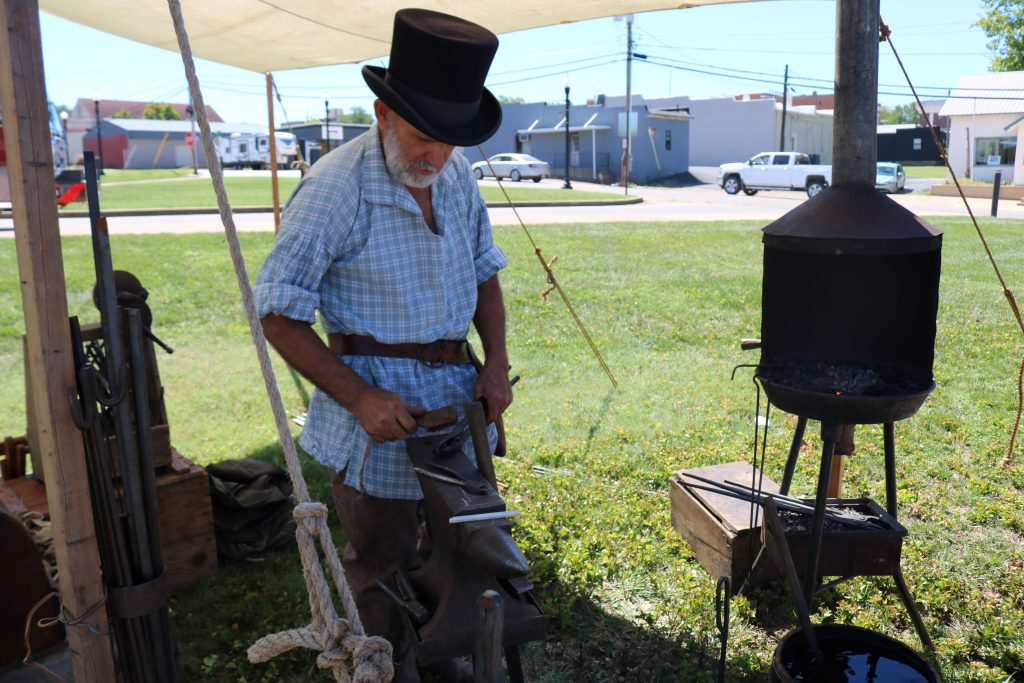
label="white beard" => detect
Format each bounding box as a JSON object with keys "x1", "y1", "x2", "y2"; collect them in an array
[{"x1": 382, "y1": 124, "x2": 448, "y2": 188}]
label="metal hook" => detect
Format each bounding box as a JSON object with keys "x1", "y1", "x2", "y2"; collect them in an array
[{"x1": 715, "y1": 575, "x2": 730, "y2": 683}]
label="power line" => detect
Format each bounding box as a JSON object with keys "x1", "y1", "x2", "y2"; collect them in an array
[
  {"x1": 638, "y1": 57, "x2": 1024, "y2": 101},
  {"x1": 487, "y1": 58, "x2": 626, "y2": 88}
]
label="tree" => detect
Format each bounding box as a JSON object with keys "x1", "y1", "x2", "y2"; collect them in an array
[
  {"x1": 879, "y1": 102, "x2": 919, "y2": 125},
  {"x1": 142, "y1": 103, "x2": 181, "y2": 120},
  {"x1": 976, "y1": 0, "x2": 1024, "y2": 71},
  {"x1": 340, "y1": 106, "x2": 373, "y2": 124},
  {"x1": 498, "y1": 95, "x2": 525, "y2": 104},
  {"x1": 111, "y1": 108, "x2": 134, "y2": 119}
]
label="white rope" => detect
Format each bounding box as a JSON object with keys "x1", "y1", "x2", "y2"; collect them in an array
[{"x1": 163, "y1": 2, "x2": 393, "y2": 680}]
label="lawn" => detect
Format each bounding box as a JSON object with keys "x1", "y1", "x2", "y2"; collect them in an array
[
  {"x1": 85, "y1": 172, "x2": 617, "y2": 210},
  {"x1": 904, "y1": 165, "x2": 947, "y2": 180},
  {"x1": 1, "y1": 216, "x2": 1023, "y2": 681}
]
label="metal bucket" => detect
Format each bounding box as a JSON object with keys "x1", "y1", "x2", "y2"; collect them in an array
[{"x1": 770, "y1": 625, "x2": 940, "y2": 683}]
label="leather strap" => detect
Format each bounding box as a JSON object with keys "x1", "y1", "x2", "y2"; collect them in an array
[{"x1": 328, "y1": 334, "x2": 471, "y2": 366}]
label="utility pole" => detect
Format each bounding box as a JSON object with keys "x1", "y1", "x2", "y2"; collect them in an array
[
  {"x1": 620, "y1": 15, "x2": 634, "y2": 194},
  {"x1": 779, "y1": 64, "x2": 789, "y2": 151}
]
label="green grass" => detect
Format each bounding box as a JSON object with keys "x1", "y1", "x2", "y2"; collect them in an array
[
  {"x1": 102, "y1": 168, "x2": 201, "y2": 182},
  {"x1": 92, "y1": 177, "x2": 303, "y2": 209},
  {"x1": 479, "y1": 186, "x2": 616, "y2": 203},
  {"x1": 85, "y1": 175, "x2": 617, "y2": 210},
  {"x1": 2, "y1": 217, "x2": 1024, "y2": 681},
  {"x1": 904, "y1": 165, "x2": 947, "y2": 179}
]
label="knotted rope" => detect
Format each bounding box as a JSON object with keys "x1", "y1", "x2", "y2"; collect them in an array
[{"x1": 164, "y1": 2, "x2": 392, "y2": 680}]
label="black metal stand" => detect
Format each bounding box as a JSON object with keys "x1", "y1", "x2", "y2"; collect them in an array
[{"x1": 776, "y1": 418, "x2": 934, "y2": 652}]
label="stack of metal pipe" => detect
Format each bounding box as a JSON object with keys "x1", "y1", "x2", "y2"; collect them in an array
[{"x1": 66, "y1": 152, "x2": 180, "y2": 683}]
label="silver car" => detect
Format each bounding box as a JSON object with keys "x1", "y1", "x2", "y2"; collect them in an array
[
  {"x1": 472, "y1": 153, "x2": 550, "y2": 182},
  {"x1": 875, "y1": 162, "x2": 906, "y2": 193}
]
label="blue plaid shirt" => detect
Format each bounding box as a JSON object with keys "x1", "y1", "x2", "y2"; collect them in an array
[{"x1": 254, "y1": 125, "x2": 507, "y2": 499}]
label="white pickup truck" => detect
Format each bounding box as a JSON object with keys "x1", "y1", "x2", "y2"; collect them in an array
[{"x1": 717, "y1": 152, "x2": 831, "y2": 198}]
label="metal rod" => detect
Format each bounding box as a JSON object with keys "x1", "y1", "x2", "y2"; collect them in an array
[
  {"x1": 679, "y1": 480, "x2": 873, "y2": 528},
  {"x1": 449, "y1": 510, "x2": 521, "y2": 524},
  {"x1": 763, "y1": 499, "x2": 819, "y2": 653},
  {"x1": 128, "y1": 310, "x2": 179, "y2": 682},
  {"x1": 779, "y1": 416, "x2": 807, "y2": 495},
  {"x1": 803, "y1": 422, "x2": 839, "y2": 607}
]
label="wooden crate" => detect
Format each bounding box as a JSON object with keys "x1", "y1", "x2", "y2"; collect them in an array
[
  {"x1": 1, "y1": 451, "x2": 217, "y2": 592},
  {"x1": 157, "y1": 451, "x2": 219, "y2": 591},
  {"x1": 669, "y1": 461, "x2": 781, "y2": 586}
]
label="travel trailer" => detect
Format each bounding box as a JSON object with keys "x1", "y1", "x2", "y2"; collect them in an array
[{"x1": 216, "y1": 131, "x2": 297, "y2": 170}]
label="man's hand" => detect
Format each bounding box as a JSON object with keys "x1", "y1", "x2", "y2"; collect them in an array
[
  {"x1": 350, "y1": 386, "x2": 426, "y2": 442},
  {"x1": 473, "y1": 362, "x2": 512, "y2": 423}
]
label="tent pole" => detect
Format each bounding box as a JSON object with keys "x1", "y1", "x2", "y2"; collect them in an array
[
  {"x1": 0, "y1": 1, "x2": 116, "y2": 679},
  {"x1": 266, "y1": 72, "x2": 281, "y2": 233}
]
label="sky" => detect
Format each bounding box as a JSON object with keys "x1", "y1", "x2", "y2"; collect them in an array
[{"x1": 37, "y1": 0, "x2": 996, "y2": 126}]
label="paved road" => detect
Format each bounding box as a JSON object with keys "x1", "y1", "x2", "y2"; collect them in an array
[{"x1": 2, "y1": 177, "x2": 1021, "y2": 236}]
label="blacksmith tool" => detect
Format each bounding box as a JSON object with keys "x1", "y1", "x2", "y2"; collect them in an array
[
  {"x1": 436, "y1": 376, "x2": 520, "y2": 457},
  {"x1": 716, "y1": 576, "x2": 730, "y2": 683},
  {"x1": 412, "y1": 465, "x2": 488, "y2": 494}
]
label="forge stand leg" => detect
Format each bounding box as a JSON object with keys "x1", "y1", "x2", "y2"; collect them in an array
[
  {"x1": 883, "y1": 422, "x2": 935, "y2": 652},
  {"x1": 883, "y1": 422, "x2": 898, "y2": 518},
  {"x1": 803, "y1": 421, "x2": 840, "y2": 607},
  {"x1": 779, "y1": 416, "x2": 808, "y2": 496},
  {"x1": 894, "y1": 568, "x2": 935, "y2": 652}
]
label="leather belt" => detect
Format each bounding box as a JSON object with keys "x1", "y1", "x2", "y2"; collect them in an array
[{"x1": 328, "y1": 333, "x2": 472, "y2": 366}]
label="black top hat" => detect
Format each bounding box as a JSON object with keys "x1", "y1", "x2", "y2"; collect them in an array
[{"x1": 362, "y1": 8, "x2": 502, "y2": 147}]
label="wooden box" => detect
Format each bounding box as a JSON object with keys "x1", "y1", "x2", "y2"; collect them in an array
[
  {"x1": 779, "y1": 497, "x2": 906, "y2": 578},
  {"x1": 0, "y1": 451, "x2": 217, "y2": 592},
  {"x1": 670, "y1": 461, "x2": 781, "y2": 586},
  {"x1": 156, "y1": 451, "x2": 219, "y2": 591}
]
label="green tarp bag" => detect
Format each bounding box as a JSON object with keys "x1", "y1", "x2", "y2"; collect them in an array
[{"x1": 206, "y1": 458, "x2": 296, "y2": 560}]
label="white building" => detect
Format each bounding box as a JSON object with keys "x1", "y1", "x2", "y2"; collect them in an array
[
  {"x1": 641, "y1": 95, "x2": 834, "y2": 167},
  {"x1": 939, "y1": 72, "x2": 1024, "y2": 185}
]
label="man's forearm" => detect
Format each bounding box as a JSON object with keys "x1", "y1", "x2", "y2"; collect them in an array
[
  {"x1": 260, "y1": 313, "x2": 367, "y2": 411},
  {"x1": 473, "y1": 275, "x2": 508, "y2": 369},
  {"x1": 472, "y1": 275, "x2": 512, "y2": 421},
  {"x1": 260, "y1": 314, "x2": 423, "y2": 441}
]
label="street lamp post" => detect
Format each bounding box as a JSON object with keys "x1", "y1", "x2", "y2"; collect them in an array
[
  {"x1": 324, "y1": 95, "x2": 330, "y2": 157},
  {"x1": 92, "y1": 94, "x2": 104, "y2": 175},
  {"x1": 563, "y1": 77, "x2": 572, "y2": 190}
]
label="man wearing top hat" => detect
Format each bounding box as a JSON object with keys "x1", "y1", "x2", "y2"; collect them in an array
[{"x1": 254, "y1": 8, "x2": 510, "y2": 680}]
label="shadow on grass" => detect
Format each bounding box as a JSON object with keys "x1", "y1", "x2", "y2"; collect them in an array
[
  {"x1": 518, "y1": 577, "x2": 770, "y2": 683},
  {"x1": 171, "y1": 439, "x2": 346, "y2": 682},
  {"x1": 171, "y1": 439, "x2": 774, "y2": 682}
]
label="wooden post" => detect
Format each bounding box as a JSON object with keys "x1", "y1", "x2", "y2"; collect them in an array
[
  {"x1": 266, "y1": 72, "x2": 281, "y2": 233},
  {"x1": 0, "y1": 1, "x2": 116, "y2": 679}
]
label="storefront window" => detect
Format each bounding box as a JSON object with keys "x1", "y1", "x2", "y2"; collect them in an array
[{"x1": 974, "y1": 136, "x2": 1016, "y2": 165}]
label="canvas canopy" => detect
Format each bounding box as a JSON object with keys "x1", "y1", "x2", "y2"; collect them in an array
[{"x1": 39, "y1": 0, "x2": 759, "y2": 73}]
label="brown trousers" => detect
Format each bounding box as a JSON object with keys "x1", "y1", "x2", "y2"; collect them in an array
[{"x1": 331, "y1": 472, "x2": 421, "y2": 655}]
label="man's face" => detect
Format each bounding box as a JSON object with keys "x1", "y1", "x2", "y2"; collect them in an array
[{"x1": 376, "y1": 101, "x2": 454, "y2": 189}]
